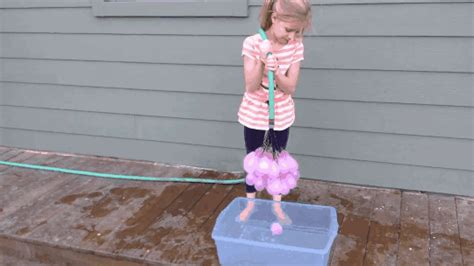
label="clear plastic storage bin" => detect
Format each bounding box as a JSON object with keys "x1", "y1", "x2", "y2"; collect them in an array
[{"x1": 211, "y1": 197, "x2": 338, "y2": 266}]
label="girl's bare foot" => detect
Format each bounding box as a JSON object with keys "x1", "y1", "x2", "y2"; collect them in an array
[
  {"x1": 239, "y1": 201, "x2": 255, "y2": 222},
  {"x1": 273, "y1": 203, "x2": 286, "y2": 220},
  {"x1": 272, "y1": 195, "x2": 292, "y2": 225},
  {"x1": 239, "y1": 192, "x2": 256, "y2": 222}
]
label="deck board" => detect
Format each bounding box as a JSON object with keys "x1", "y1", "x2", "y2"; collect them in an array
[
  {"x1": 329, "y1": 184, "x2": 376, "y2": 266},
  {"x1": 363, "y1": 189, "x2": 401, "y2": 266},
  {"x1": 456, "y1": 197, "x2": 474, "y2": 265},
  {"x1": 397, "y1": 192, "x2": 430, "y2": 266},
  {"x1": 0, "y1": 150, "x2": 10, "y2": 156},
  {"x1": 429, "y1": 194, "x2": 463, "y2": 265}
]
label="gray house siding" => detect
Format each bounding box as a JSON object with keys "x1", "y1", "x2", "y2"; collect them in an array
[{"x1": 0, "y1": 0, "x2": 473, "y2": 196}]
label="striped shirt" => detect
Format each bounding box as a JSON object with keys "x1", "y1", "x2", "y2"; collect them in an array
[{"x1": 238, "y1": 33, "x2": 304, "y2": 131}]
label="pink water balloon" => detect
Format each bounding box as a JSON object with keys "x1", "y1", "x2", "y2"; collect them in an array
[
  {"x1": 260, "y1": 174, "x2": 270, "y2": 186},
  {"x1": 265, "y1": 177, "x2": 278, "y2": 195},
  {"x1": 277, "y1": 155, "x2": 291, "y2": 174},
  {"x1": 279, "y1": 150, "x2": 289, "y2": 159},
  {"x1": 253, "y1": 169, "x2": 265, "y2": 178},
  {"x1": 243, "y1": 152, "x2": 258, "y2": 173},
  {"x1": 255, "y1": 174, "x2": 268, "y2": 191},
  {"x1": 267, "y1": 160, "x2": 280, "y2": 179},
  {"x1": 255, "y1": 156, "x2": 272, "y2": 176},
  {"x1": 271, "y1": 222, "x2": 283, "y2": 235},
  {"x1": 280, "y1": 183, "x2": 290, "y2": 195},
  {"x1": 278, "y1": 151, "x2": 299, "y2": 172},
  {"x1": 245, "y1": 172, "x2": 257, "y2": 186},
  {"x1": 254, "y1": 147, "x2": 264, "y2": 157},
  {"x1": 262, "y1": 151, "x2": 273, "y2": 160},
  {"x1": 285, "y1": 174, "x2": 297, "y2": 189},
  {"x1": 289, "y1": 169, "x2": 300, "y2": 180},
  {"x1": 277, "y1": 178, "x2": 290, "y2": 194},
  {"x1": 254, "y1": 178, "x2": 266, "y2": 191},
  {"x1": 266, "y1": 178, "x2": 285, "y2": 196},
  {"x1": 286, "y1": 154, "x2": 299, "y2": 171}
]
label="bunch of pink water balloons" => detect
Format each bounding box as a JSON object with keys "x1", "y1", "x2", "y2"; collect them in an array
[{"x1": 243, "y1": 147, "x2": 300, "y2": 196}]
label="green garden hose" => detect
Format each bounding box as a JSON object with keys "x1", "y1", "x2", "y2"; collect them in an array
[
  {"x1": 258, "y1": 28, "x2": 275, "y2": 123},
  {"x1": 0, "y1": 160, "x2": 245, "y2": 184}
]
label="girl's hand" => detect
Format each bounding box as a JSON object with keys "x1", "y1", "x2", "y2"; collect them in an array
[{"x1": 265, "y1": 54, "x2": 279, "y2": 72}]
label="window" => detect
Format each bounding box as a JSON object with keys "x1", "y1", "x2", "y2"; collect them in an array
[{"x1": 92, "y1": 0, "x2": 248, "y2": 17}]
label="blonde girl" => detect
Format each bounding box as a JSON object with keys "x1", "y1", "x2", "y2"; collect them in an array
[{"x1": 238, "y1": 0, "x2": 312, "y2": 223}]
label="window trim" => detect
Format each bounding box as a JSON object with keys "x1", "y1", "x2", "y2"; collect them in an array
[{"x1": 91, "y1": 0, "x2": 248, "y2": 17}]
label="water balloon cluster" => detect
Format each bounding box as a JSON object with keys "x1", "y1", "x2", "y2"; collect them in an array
[{"x1": 243, "y1": 147, "x2": 300, "y2": 196}]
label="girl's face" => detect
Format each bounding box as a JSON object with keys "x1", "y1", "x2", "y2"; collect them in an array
[{"x1": 270, "y1": 14, "x2": 305, "y2": 45}]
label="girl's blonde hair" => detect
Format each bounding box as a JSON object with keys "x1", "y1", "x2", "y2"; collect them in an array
[{"x1": 259, "y1": 0, "x2": 312, "y2": 32}]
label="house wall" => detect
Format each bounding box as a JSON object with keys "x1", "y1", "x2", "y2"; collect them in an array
[{"x1": 0, "y1": 0, "x2": 473, "y2": 195}]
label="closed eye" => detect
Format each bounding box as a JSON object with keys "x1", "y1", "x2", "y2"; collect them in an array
[{"x1": 286, "y1": 28, "x2": 301, "y2": 34}]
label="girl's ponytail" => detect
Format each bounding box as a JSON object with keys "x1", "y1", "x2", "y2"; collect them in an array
[{"x1": 259, "y1": 0, "x2": 276, "y2": 30}]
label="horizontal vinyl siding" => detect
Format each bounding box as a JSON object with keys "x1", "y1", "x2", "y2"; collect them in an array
[
  {"x1": 1, "y1": 34, "x2": 472, "y2": 73},
  {"x1": 1, "y1": 82, "x2": 473, "y2": 140},
  {"x1": 1, "y1": 59, "x2": 472, "y2": 107},
  {"x1": 0, "y1": 1, "x2": 473, "y2": 195},
  {"x1": 0, "y1": 60, "x2": 3, "y2": 144},
  {"x1": 0, "y1": 4, "x2": 473, "y2": 37}
]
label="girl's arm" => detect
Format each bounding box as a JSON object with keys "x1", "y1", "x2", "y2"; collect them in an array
[
  {"x1": 243, "y1": 55, "x2": 265, "y2": 93},
  {"x1": 275, "y1": 61, "x2": 301, "y2": 96}
]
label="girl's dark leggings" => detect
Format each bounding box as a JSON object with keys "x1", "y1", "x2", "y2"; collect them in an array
[{"x1": 243, "y1": 126, "x2": 290, "y2": 193}]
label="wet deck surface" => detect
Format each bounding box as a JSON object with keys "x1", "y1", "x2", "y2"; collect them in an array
[{"x1": 0, "y1": 145, "x2": 473, "y2": 265}]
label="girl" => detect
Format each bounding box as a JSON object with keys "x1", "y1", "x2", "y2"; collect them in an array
[{"x1": 238, "y1": 0, "x2": 312, "y2": 223}]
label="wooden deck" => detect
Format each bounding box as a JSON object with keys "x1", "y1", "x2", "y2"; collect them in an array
[{"x1": 0, "y1": 145, "x2": 473, "y2": 265}]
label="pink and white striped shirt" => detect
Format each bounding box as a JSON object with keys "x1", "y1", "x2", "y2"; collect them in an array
[{"x1": 238, "y1": 33, "x2": 304, "y2": 131}]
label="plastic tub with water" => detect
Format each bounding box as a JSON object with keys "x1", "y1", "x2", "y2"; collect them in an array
[{"x1": 211, "y1": 197, "x2": 339, "y2": 265}]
